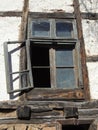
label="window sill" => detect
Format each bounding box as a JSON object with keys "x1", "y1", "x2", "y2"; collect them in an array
[{"x1": 26, "y1": 88, "x2": 85, "y2": 101}]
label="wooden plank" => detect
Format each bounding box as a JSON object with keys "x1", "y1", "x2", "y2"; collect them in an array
[
  {"x1": 19, "y1": 0, "x2": 29, "y2": 100},
  {"x1": 29, "y1": 12, "x2": 75, "y2": 19},
  {"x1": 26, "y1": 89, "x2": 85, "y2": 100},
  {"x1": 87, "y1": 55, "x2": 98, "y2": 62},
  {"x1": 1, "y1": 100, "x2": 98, "y2": 110},
  {"x1": 50, "y1": 48, "x2": 56, "y2": 88},
  {"x1": 81, "y1": 13, "x2": 98, "y2": 20},
  {"x1": 57, "y1": 118, "x2": 93, "y2": 125},
  {"x1": 0, "y1": 11, "x2": 22, "y2": 17},
  {"x1": 73, "y1": 0, "x2": 90, "y2": 100}
]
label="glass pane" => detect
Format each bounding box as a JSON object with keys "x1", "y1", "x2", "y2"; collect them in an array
[
  {"x1": 56, "y1": 49, "x2": 74, "y2": 67},
  {"x1": 56, "y1": 69, "x2": 76, "y2": 89},
  {"x1": 32, "y1": 20, "x2": 50, "y2": 37},
  {"x1": 56, "y1": 21, "x2": 73, "y2": 37}
]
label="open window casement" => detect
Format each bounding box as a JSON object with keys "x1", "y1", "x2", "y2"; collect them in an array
[
  {"x1": 4, "y1": 41, "x2": 33, "y2": 94},
  {"x1": 28, "y1": 38, "x2": 83, "y2": 89}
]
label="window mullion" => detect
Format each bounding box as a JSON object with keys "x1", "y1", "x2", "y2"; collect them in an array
[{"x1": 49, "y1": 48, "x2": 56, "y2": 88}]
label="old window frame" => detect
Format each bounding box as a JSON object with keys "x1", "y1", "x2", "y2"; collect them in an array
[{"x1": 26, "y1": 14, "x2": 83, "y2": 90}]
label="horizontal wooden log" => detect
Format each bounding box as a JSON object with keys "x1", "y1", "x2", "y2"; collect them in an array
[
  {"x1": 81, "y1": 13, "x2": 98, "y2": 20},
  {"x1": 79, "y1": 108, "x2": 98, "y2": 118},
  {"x1": 26, "y1": 89, "x2": 85, "y2": 100},
  {"x1": 86, "y1": 56, "x2": 98, "y2": 62},
  {"x1": 0, "y1": 118, "x2": 94, "y2": 125},
  {"x1": 0, "y1": 11, "x2": 22, "y2": 17},
  {"x1": 0, "y1": 100, "x2": 98, "y2": 110},
  {"x1": 57, "y1": 118, "x2": 93, "y2": 125},
  {"x1": 29, "y1": 12, "x2": 75, "y2": 19}
]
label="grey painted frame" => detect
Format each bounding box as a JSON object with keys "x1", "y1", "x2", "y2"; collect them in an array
[{"x1": 4, "y1": 41, "x2": 33, "y2": 93}]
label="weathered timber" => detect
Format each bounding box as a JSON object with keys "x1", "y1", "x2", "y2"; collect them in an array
[
  {"x1": 73, "y1": 0, "x2": 90, "y2": 100},
  {"x1": 0, "y1": 11, "x2": 22, "y2": 17},
  {"x1": 1, "y1": 100, "x2": 98, "y2": 110},
  {"x1": 19, "y1": 0, "x2": 29, "y2": 100},
  {"x1": 81, "y1": 13, "x2": 98, "y2": 20},
  {"x1": 26, "y1": 89, "x2": 85, "y2": 100},
  {"x1": 65, "y1": 107, "x2": 78, "y2": 119},
  {"x1": 79, "y1": 108, "x2": 98, "y2": 116},
  {"x1": 87, "y1": 56, "x2": 98, "y2": 62},
  {"x1": 29, "y1": 12, "x2": 75, "y2": 19},
  {"x1": 57, "y1": 118, "x2": 94, "y2": 125}
]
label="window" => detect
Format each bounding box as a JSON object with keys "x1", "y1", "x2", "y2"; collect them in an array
[
  {"x1": 28, "y1": 19, "x2": 76, "y2": 39},
  {"x1": 4, "y1": 13, "x2": 86, "y2": 100},
  {"x1": 27, "y1": 18, "x2": 82, "y2": 90}
]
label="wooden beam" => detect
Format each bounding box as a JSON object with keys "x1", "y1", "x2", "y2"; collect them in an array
[
  {"x1": 29, "y1": 12, "x2": 75, "y2": 19},
  {"x1": 26, "y1": 89, "x2": 85, "y2": 100},
  {"x1": 81, "y1": 13, "x2": 98, "y2": 20},
  {"x1": 87, "y1": 55, "x2": 98, "y2": 62},
  {"x1": 57, "y1": 118, "x2": 93, "y2": 125},
  {"x1": 0, "y1": 11, "x2": 22, "y2": 17},
  {"x1": 73, "y1": 0, "x2": 90, "y2": 100},
  {"x1": 19, "y1": 0, "x2": 29, "y2": 100}
]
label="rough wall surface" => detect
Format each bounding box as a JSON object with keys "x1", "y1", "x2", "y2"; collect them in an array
[
  {"x1": 0, "y1": 0, "x2": 24, "y2": 11},
  {"x1": 79, "y1": 0, "x2": 98, "y2": 99},
  {"x1": 79, "y1": 0, "x2": 98, "y2": 13},
  {"x1": 29, "y1": 0, "x2": 74, "y2": 12},
  {"x1": 0, "y1": 0, "x2": 25, "y2": 102},
  {"x1": 0, "y1": 17, "x2": 21, "y2": 100}
]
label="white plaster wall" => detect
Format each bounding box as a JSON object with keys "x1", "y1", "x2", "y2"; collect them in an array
[
  {"x1": 79, "y1": 0, "x2": 98, "y2": 13},
  {"x1": 87, "y1": 62, "x2": 98, "y2": 99},
  {"x1": 82, "y1": 20, "x2": 98, "y2": 56},
  {"x1": 0, "y1": 0, "x2": 24, "y2": 11},
  {"x1": 0, "y1": 17, "x2": 21, "y2": 101},
  {"x1": 82, "y1": 20, "x2": 98, "y2": 99},
  {"x1": 29, "y1": 0, "x2": 74, "y2": 13}
]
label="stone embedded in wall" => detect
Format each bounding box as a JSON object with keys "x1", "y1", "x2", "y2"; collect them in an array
[{"x1": 29, "y1": 0, "x2": 74, "y2": 13}]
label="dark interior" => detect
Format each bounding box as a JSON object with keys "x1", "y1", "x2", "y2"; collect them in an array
[
  {"x1": 62, "y1": 124, "x2": 90, "y2": 130},
  {"x1": 30, "y1": 43, "x2": 51, "y2": 88}
]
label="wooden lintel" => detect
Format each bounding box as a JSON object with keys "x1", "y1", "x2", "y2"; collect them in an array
[
  {"x1": 28, "y1": 12, "x2": 75, "y2": 19},
  {"x1": 57, "y1": 118, "x2": 94, "y2": 125}
]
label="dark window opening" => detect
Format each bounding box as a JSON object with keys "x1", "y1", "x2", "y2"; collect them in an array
[
  {"x1": 62, "y1": 124, "x2": 90, "y2": 130},
  {"x1": 30, "y1": 44, "x2": 51, "y2": 88}
]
